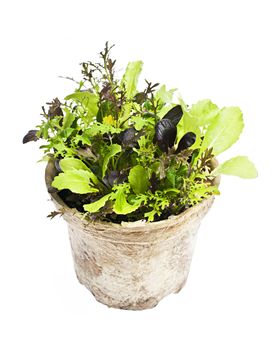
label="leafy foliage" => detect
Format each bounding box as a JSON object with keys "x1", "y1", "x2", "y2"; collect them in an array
[
  {"x1": 128, "y1": 165, "x2": 149, "y2": 194},
  {"x1": 212, "y1": 156, "x2": 258, "y2": 178},
  {"x1": 200, "y1": 106, "x2": 244, "y2": 155},
  {"x1": 101, "y1": 144, "x2": 121, "y2": 178},
  {"x1": 52, "y1": 169, "x2": 98, "y2": 194},
  {"x1": 23, "y1": 42, "x2": 257, "y2": 223}
]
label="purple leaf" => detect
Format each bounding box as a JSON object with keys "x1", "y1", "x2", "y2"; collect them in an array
[
  {"x1": 22, "y1": 130, "x2": 39, "y2": 144},
  {"x1": 163, "y1": 105, "x2": 183, "y2": 126},
  {"x1": 177, "y1": 132, "x2": 196, "y2": 152},
  {"x1": 155, "y1": 119, "x2": 177, "y2": 152}
]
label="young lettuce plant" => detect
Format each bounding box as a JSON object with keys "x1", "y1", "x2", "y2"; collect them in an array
[{"x1": 23, "y1": 43, "x2": 257, "y2": 223}]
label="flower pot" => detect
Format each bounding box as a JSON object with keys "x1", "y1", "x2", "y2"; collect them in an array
[{"x1": 45, "y1": 160, "x2": 220, "y2": 310}]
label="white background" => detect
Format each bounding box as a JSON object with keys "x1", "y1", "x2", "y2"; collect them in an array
[{"x1": 1, "y1": 0, "x2": 274, "y2": 349}]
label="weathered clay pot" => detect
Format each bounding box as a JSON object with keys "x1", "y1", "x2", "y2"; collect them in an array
[{"x1": 45, "y1": 160, "x2": 220, "y2": 310}]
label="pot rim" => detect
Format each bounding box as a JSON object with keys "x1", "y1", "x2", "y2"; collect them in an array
[{"x1": 45, "y1": 159, "x2": 220, "y2": 231}]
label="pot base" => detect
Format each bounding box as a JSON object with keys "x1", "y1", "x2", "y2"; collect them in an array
[
  {"x1": 76, "y1": 273, "x2": 188, "y2": 310},
  {"x1": 74, "y1": 263, "x2": 189, "y2": 310}
]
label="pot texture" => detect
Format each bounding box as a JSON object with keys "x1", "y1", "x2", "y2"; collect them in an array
[{"x1": 45, "y1": 160, "x2": 219, "y2": 310}]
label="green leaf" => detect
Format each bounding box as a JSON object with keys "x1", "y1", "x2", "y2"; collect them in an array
[
  {"x1": 120, "y1": 61, "x2": 143, "y2": 125},
  {"x1": 83, "y1": 194, "x2": 112, "y2": 213},
  {"x1": 128, "y1": 165, "x2": 149, "y2": 194},
  {"x1": 122, "y1": 61, "x2": 143, "y2": 98},
  {"x1": 144, "y1": 209, "x2": 157, "y2": 222},
  {"x1": 85, "y1": 123, "x2": 121, "y2": 137},
  {"x1": 200, "y1": 106, "x2": 244, "y2": 155},
  {"x1": 131, "y1": 115, "x2": 154, "y2": 131},
  {"x1": 52, "y1": 169, "x2": 99, "y2": 194},
  {"x1": 74, "y1": 134, "x2": 92, "y2": 146},
  {"x1": 65, "y1": 92, "x2": 99, "y2": 121},
  {"x1": 62, "y1": 108, "x2": 75, "y2": 129},
  {"x1": 212, "y1": 156, "x2": 258, "y2": 178},
  {"x1": 59, "y1": 128, "x2": 74, "y2": 139},
  {"x1": 155, "y1": 85, "x2": 177, "y2": 104},
  {"x1": 176, "y1": 97, "x2": 201, "y2": 148},
  {"x1": 112, "y1": 186, "x2": 140, "y2": 215},
  {"x1": 60, "y1": 158, "x2": 90, "y2": 172},
  {"x1": 37, "y1": 155, "x2": 50, "y2": 163},
  {"x1": 190, "y1": 99, "x2": 219, "y2": 126},
  {"x1": 102, "y1": 144, "x2": 121, "y2": 178},
  {"x1": 163, "y1": 188, "x2": 180, "y2": 194},
  {"x1": 53, "y1": 141, "x2": 76, "y2": 157},
  {"x1": 151, "y1": 161, "x2": 160, "y2": 174},
  {"x1": 192, "y1": 185, "x2": 220, "y2": 198},
  {"x1": 166, "y1": 168, "x2": 176, "y2": 188},
  {"x1": 59, "y1": 158, "x2": 99, "y2": 185}
]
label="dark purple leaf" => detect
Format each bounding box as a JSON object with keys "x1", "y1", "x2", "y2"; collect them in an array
[
  {"x1": 119, "y1": 128, "x2": 140, "y2": 148},
  {"x1": 163, "y1": 105, "x2": 183, "y2": 126},
  {"x1": 177, "y1": 132, "x2": 196, "y2": 152},
  {"x1": 47, "y1": 98, "x2": 63, "y2": 118},
  {"x1": 155, "y1": 119, "x2": 177, "y2": 152},
  {"x1": 103, "y1": 171, "x2": 127, "y2": 187},
  {"x1": 100, "y1": 83, "x2": 115, "y2": 102},
  {"x1": 22, "y1": 130, "x2": 39, "y2": 144}
]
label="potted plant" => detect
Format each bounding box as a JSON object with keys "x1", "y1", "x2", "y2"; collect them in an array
[{"x1": 23, "y1": 43, "x2": 257, "y2": 310}]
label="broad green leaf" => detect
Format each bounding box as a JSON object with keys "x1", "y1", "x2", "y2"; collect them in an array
[
  {"x1": 60, "y1": 158, "x2": 90, "y2": 172},
  {"x1": 102, "y1": 144, "x2": 121, "y2": 178},
  {"x1": 120, "y1": 61, "x2": 143, "y2": 124},
  {"x1": 83, "y1": 194, "x2": 112, "y2": 213},
  {"x1": 62, "y1": 108, "x2": 75, "y2": 129},
  {"x1": 200, "y1": 106, "x2": 244, "y2": 155},
  {"x1": 128, "y1": 165, "x2": 149, "y2": 194},
  {"x1": 59, "y1": 158, "x2": 99, "y2": 185},
  {"x1": 155, "y1": 85, "x2": 177, "y2": 104},
  {"x1": 122, "y1": 61, "x2": 143, "y2": 98},
  {"x1": 212, "y1": 156, "x2": 258, "y2": 178},
  {"x1": 190, "y1": 99, "x2": 219, "y2": 126},
  {"x1": 52, "y1": 169, "x2": 98, "y2": 194},
  {"x1": 65, "y1": 92, "x2": 99, "y2": 121},
  {"x1": 113, "y1": 186, "x2": 140, "y2": 214}
]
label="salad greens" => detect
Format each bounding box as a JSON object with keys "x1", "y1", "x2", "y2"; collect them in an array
[{"x1": 23, "y1": 42, "x2": 257, "y2": 223}]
